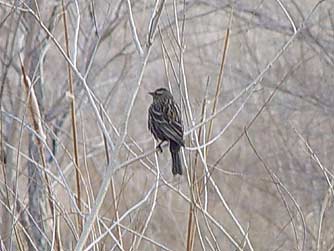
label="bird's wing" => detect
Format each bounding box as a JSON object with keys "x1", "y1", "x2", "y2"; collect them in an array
[{"x1": 149, "y1": 102, "x2": 184, "y2": 146}]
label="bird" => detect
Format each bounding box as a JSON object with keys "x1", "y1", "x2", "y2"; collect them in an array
[{"x1": 148, "y1": 88, "x2": 184, "y2": 175}]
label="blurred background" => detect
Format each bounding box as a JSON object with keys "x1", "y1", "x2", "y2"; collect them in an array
[{"x1": 0, "y1": 0, "x2": 334, "y2": 250}]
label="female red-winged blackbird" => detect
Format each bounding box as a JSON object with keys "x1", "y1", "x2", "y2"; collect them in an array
[{"x1": 148, "y1": 88, "x2": 184, "y2": 175}]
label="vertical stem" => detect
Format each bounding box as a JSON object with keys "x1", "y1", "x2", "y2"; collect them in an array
[{"x1": 61, "y1": 0, "x2": 82, "y2": 234}]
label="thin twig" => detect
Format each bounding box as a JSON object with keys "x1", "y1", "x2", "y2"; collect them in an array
[
  {"x1": 126, "y1": 0, "x2": 144, "y2": 56},
  {"x1": 61, "y1": 0, "x2": 82, "y2": 235},
  {"x1": 185, "y1": 0, "x2": 326, "y2": 138},
  {"x1": 245, "y1": 129, "x2": 306, "y2": 251},
  {"x1": 274, "y1": 0, "x2": 297, "y2": 33}
]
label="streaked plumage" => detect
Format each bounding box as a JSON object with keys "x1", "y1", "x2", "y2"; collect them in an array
[{"x1": 148, "y1": 88, "x2": 184, "y2": 175}]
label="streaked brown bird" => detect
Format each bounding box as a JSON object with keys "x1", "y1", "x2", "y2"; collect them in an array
[{"x1": 148, "y1": 88, "x2": 184, "y2": 175}]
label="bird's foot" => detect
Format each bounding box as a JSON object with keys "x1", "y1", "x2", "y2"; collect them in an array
[{"x1": 156, "y1": 142, "x2": 164, "y2": 153}]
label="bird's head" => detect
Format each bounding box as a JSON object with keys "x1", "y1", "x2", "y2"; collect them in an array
[{"x1": 149, "y1": 88, "x2": 172, "y2": 100}]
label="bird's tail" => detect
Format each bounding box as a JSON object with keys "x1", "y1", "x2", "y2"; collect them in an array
[{"x1": 170, "y1": 141, "x2": 182, "y2": 175}]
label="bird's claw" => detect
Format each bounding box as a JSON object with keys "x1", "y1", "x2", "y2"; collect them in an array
[
  {"x1": 156, "y1": 142, "x2": 163, "y2": 153},
  {"x1": 156, "y1": 145, "x2": 163, "y2": 153}
]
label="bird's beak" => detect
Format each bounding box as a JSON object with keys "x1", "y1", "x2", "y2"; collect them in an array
[{"x1": 148, "y1": 91, "x2": 154, "y2": 96}]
